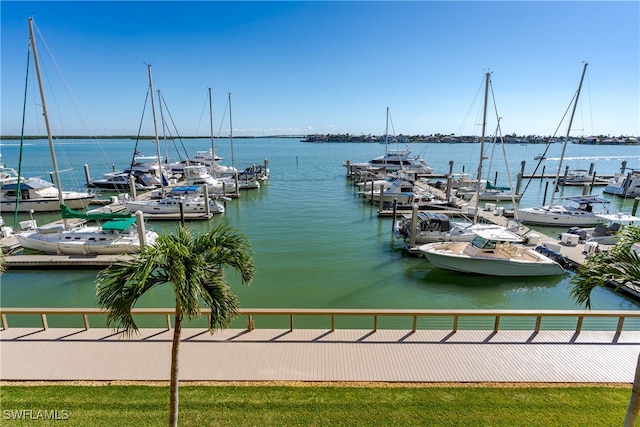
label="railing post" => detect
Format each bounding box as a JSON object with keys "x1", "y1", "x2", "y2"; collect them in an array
[
  {"x1": 493, "y1": 315, "x2": 500, "y2": 333},
  {"x1": 373, "y1": 315, "x2": 378, "y2": 332},
  {"x1": 331, "y1": 315, "x2": 335, "y2": 332},
  {"x1": 412, "y1": 315, "x2": 417, "y2": 332},
  {"x1": 453, "y1": 315, "x2": 459, "y2": 333},
  {"x1": 576, "y1": 316, "x2": 584, "y2": 334},
  {"x1": 166, "y1": 314, "x2": 172, "y2": 330},
  {"x1": 1, "y1": 313, "x2": 7, "y2": 330},
  {"x1": 535, "y1": 316, "x2": 542, "y2": 334},
  {"x1": 289, "y1": 315, "x2": 293, "y2": 332},
  {"x1": 246, "y1": 314, "x2": 252, "y2": 331},
  {"x1": 83, "y1": 314, "x2": 90, "y2": 330},
  {"x1": 41, "y1": 314, "x2": 48, "y2": 330},
  {"x1": 616, "y1": 317, "x2": 625, "y2": 334}
]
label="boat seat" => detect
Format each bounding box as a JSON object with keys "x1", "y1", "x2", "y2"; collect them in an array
[
  {"x1": 608, "y1": 222, "x2": 622, "y2": 233},
  {"x1": 593, "y1": 224, "x2": 608, "y2": 236}
]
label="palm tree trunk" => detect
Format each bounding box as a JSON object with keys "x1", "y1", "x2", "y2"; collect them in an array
[
  {"x1": 169, "y1": 312, "x2": 182, "y2": 427},
  {"x1": 624, "y1": 353, "x2": 640, "y2": 427}
]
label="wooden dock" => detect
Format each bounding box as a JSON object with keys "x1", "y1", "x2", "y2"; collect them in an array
[{"x1": 3, "y1": 254, "x2": 134, "y2": 268}]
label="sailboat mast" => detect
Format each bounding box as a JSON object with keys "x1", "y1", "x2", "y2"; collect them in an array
[
  {"x1": 384, "y1": 107, "x2": 389, "y2": 155},
  {"x1": 473, "y1": 72, "x2": 491, "y2": 224},
  {"x1": 550, "y1": 62, "x2": 588, "y2": 206},
  {"x1": 229, "y1": 92, "x2": 235, "y2": 168},
  {"x1": 208, "y1": 87, "x2": 216, "y2": 174},
  {"x1": 147, "y1": 64, "x2": 164, "y2": 195},
  {"x1": 28, "y1": 17, "x2": 65, "y2": 208}
]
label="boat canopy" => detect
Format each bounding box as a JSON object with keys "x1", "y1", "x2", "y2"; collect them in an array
[
  {"x1": 474, "y1": 228, "x2": 523, "y2": 242},
  {"x1": 102, "y1": 217, "x2": 137, "y2": 231},
  {"x1": 560, "y1": 196, "x2": 611, "y2": 204},
  {"x1": 417, "y1": 212, "x2": 450, "y2": 222},
  {"x1": 171, "y1": 186, "x2": 201, "y2": 194},
  {"x1": 61, "y1": 204, "x2": 132, "y2": 221}
]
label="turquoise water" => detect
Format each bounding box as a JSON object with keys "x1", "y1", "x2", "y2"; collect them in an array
[{"x1": 1, "y1": 138, "x2": 639, "y2": 329}]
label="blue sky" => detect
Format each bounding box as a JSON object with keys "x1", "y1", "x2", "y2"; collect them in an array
[{"x1": 1, "y1": 1, "x2": 638, "y2": 137}]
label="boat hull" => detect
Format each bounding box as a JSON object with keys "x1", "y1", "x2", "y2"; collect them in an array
[
  {"x1": 419, "y1": 242, "x2": 565, "y2": 276},
  {"x1": 0, "y1": 194, "x2": 94, "y2": 213},
  {"x1": 516, "y1": 207, "x2": 610, "y2": 227},
  {"x1": 15, "y1": 225, "x2": 157, "y2": 255}
]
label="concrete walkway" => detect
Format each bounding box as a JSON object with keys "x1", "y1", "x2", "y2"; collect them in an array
[{"x1": 1, "y1": 327, "x2": 638, "y2": 383}]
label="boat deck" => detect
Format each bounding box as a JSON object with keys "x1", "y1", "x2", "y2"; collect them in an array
[{"x1": 1, "y1": 327, "x2": 638, "y2": 383}]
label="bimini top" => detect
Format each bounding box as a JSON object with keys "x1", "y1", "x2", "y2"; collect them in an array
[
  {"x1": 473, "y1": 228, "x2": 523, "y2": 242},
  {"x1": 417, "y1": 212, "x2": 450, "y2": 222},
  {"x1": 561, "y1": 196, "x2": 611, "y2": 204},
  {"x1": 102, "y1": 217, "x2": 137, "y2": 231}
]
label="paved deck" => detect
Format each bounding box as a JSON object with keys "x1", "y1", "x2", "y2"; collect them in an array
[{"x1": 1, "y1": 327, "x2": 638, "y2": 383}]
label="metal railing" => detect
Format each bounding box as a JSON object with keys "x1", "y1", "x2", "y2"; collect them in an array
[{"x1": 1, "y1": 307, "x2": 638, "y2": 335}]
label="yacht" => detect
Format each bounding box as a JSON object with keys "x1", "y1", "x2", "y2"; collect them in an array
[
  {"x1": 1, "y1": 167, "x2": 95, "y2": 213},
  {"x1": 418, "y1": 228, "x2": 567, "y2": 277}
]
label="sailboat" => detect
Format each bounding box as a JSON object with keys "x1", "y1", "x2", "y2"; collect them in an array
[
  {"x1": 516, "y1": 63, "x2": 611, "y2": 227},
  {"x1": 123, "y1": 66, "x2": 224, "y2": 219},
  {"x1": 15, "y1": 17, "x2": 158, "y2": 255},
  {"x1": 417, "y1": 72, "x2": 566, "y2": 277}
]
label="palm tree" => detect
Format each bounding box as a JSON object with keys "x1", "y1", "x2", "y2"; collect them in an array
[
  {"x1": 570, "y1": 225, "x2": 640, "y2": 309},
  {"x1": 570, "y1": 224, "x2": 640, "y2": 426},
  {"x1": 96, "y1": 224, "x2": 255, "y2": 427}
]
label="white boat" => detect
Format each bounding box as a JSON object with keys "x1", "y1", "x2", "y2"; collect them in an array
[
  {"x1": 1, "y1": 167, "x2": 95, "y2": 212},
  {"x1": 348, "y1": 108, "x2": 432, "y2": 175},
  {"x1": 125, "y1": 185, "x2": 224, "y2": 217},
  {"x1": 87, "y1": 171, "x2": 158, "y2": 191},
  {"x1": 564, "y1": 213, "x2": 640, "y2": 245},
  {"x1": 183, "y1": 164, "x2": 229, "y2": 193},
  {"x1": 461, "y1": 182, "x2": 522, "y2": 202},
  {"x1": 517, "y1": 195, "x2": 611, "y2": 227},
  {"x1": 0, "y1": 215, "x2": 21, "y2": 253},
  {"x1": 394, "y1": 211, "x2": 503, "y2": 245},
  {"x1": 418, "y1": 228, "x2": 566, "y2": 276},
  {"x1": 360, "y1": 175, "x2": 424, "y2": 204},
  {"x1": 603, "y1": 170, "x2": 640, "y2": 197},
  {"x1": 557, "y1": 169, "x2": 609, "y2": 186},
  {"x1": 15, "y1": 18, "x2": 158, "y2": 255}
]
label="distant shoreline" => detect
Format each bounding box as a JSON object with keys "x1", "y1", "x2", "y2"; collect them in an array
[{"x1": 0, "y1": 134, "x2": 638, "y2": 145}]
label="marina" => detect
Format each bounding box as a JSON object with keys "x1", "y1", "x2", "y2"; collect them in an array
[{"x1": 1, "y1": 138, "x2": 639, "y2": 330}]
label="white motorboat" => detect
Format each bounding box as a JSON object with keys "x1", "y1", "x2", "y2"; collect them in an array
[
  {"x1": 347, "y1": 108, "x2": 432, "y2": 175},
  {"x1": 394, "y1": 211, "x2": 503, "y2": 245},
  {"x1": 418, "y1": 228, "x2": 567, "y2": 277},
  {"x1": 603, "y1": 170, "x2": 640, "y2": 198},
  {"x1": 88, "y1": 172, "x2": 158, "y2": 191},
  {"x1": 15, "y1": 18, "x2": 158, "y2": 256},
  {"x1": 557, "y1": 169, "x2": 609, "y2": 186},
  {"x1": 516, "y1": 195, "x2": 611, "y2": 227},
  {"x1": 183, "y1": 165, "x2": 228, "y2": 193},
  {"x1": 360, "y1": 175, "x2": 422, "y2": 204},
  {"x1": 564, "y1": 213, "x2": 640, "y2": 245},
  {"x1": 0, "y1": 215, "x2": 21, "y2": 253},
  {"x1": 1, "y1": 167, "x2": 95, "y2": 212}
]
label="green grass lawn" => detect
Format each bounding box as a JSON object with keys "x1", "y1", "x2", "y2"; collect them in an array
[{"x1": 0, "y1": 384, "x2": 631, "y2": 426}]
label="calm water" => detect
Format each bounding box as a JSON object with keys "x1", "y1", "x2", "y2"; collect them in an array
[{"x1": 1, "y1": 138, "x2": 639, "y2": 328}]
